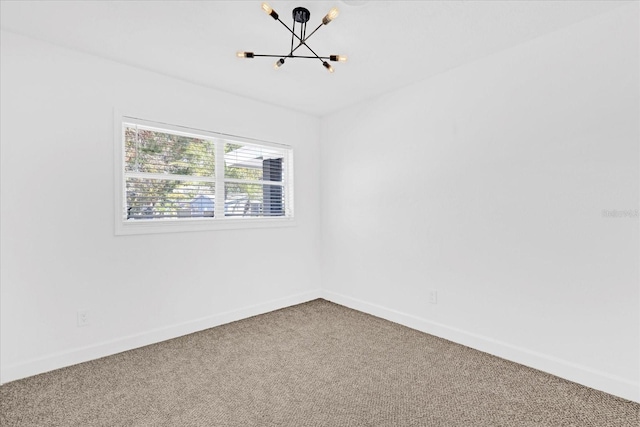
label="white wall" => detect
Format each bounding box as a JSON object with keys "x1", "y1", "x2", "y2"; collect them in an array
[
  {"x1": 2, "y1": 2, "x2": 638, "y2": 404},
  {"x1": 0, "y1": 31, "x2": 322, "y2": 383},
  {"x1": 320, "y1": 5, "x2": 639, "y2": 402}
]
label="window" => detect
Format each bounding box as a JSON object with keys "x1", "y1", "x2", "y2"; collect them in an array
[{"x1": 115, "y1": 116, "x2": 294, "y2": 235}]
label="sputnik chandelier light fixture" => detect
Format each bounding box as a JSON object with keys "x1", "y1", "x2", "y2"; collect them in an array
[{"x1": 237, "y1": 3, "x2": 347, "y2": 73}]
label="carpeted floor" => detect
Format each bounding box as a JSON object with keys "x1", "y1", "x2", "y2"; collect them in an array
[{"x1": 1, "y1": 299, "x2": 638, "y2": 426}]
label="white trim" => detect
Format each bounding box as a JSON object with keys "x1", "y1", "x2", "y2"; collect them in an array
[
  {"x1": 4, "y1": 290, "x2": 636, "y2": 403},
  {"x1": 286, "y1": 148, "x2": 295, "y2": 218},
  {"x1": 114, "y1": 108, "x2": 126, "y2": 235},
  {"x1": 214, "y1": 138, "x2": 225, "y2": 219},
  {"x1": 320, "y1": 289, "x2": 640, "y2": 403},
  {"x1": 117, "y1": 216, "x2": 297, "y2": 236},
  {"x1": 0, "y1": 290, "x2": 321, "y2": 385},
  {"x1": 122, "y1": 115, "x2": 292, "y2": 151}
]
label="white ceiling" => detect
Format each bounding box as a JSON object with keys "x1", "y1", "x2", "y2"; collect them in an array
[{"x1": 0, "y1": 0, "x2": 627, "y2": 116}]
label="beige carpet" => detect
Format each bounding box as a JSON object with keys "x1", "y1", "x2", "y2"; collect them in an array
[{"x1": 1, "y1": 299, "x2": 638, "y2": 426}]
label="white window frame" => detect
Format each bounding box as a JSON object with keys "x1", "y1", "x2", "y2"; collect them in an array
[{"x1": 114, "y1": 113, "x2": 295, "y2": 235}]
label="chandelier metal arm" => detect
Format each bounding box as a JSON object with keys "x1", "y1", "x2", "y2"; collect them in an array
[
  {"x1": 252, "y1": 54, "x2": 331, "y2": 60},
  {"x1": 290, "y1": 39, "x2": 322, "y2": 62},
  {"x1": 302, "y1": 23, "x2": 324, "y2": 43},
  {"x1": 273, "y1": 17, "x2": 325, "y2": 64},
  {"x1": 275, "y1": 18, "x2": 326, "y2": 55},
  {"x1": 289, "y1": 40, "x2": 304, "y2": 57},
  {"x1": 291, "y1": 20, "x2": 296, "y2": 54},
  {"x1": 299, "y1": 42, "x2": 325, "y2": 64},
  {"x1": 277, "y1": 18, "x2": 301, "y2": 43}
]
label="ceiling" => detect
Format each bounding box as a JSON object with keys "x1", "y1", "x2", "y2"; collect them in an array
[{"x1": 0, "y1": 0, "x2": 628, "y2": 117}]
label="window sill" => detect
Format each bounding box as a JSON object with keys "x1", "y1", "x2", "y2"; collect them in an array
[{"x1": 115, "y1": 216, "x2": 296, "y2": 236}]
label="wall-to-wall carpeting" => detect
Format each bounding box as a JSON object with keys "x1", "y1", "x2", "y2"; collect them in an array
[{"x1": 1, "y1": 299, "x2": 638, "y2": 426}]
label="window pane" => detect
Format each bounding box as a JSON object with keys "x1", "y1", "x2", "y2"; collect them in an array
[
  {"x1": 224, "y1": 183, "x2": 284, "y2": 217},
  {"x1": 125, "y1": 126, "x2": 215, "y2": 177},
  {"x1": 126, "y1": 178, "x2": 216, "y2": 219},
  {"x1": 224, "y1": 142, "x2": 284, "y2": 182}
]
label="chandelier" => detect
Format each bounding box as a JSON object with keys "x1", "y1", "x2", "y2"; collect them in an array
[{"x1": 237, "y1": 3, "x2": 347, "y2": 73}]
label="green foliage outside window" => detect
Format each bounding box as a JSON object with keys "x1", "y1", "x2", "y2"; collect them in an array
[{"x1": 125, "y1": 128, "x2": 268, "y2": 218}]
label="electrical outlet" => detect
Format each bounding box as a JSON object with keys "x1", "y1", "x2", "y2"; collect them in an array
[
  {"x1": 77, "y1": 309, "x2": 89, "y2": 327},
  {"x1": 428, "y1": 290, "x2": 438, "y2": 305}
]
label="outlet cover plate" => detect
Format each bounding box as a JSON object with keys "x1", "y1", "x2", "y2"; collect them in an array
[
  {"x1": 77, "y1": 309, "x2": 89, "y2": 327},
  {"x1": 428, "y1": 290, "x2": 438, "y2": 304}
]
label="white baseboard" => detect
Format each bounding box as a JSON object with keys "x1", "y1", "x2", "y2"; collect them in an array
[
  {"x1": 4, "y1": 289, "x2": 638, "y2": 404},
  {"x1": 0, "y1": 290, "x2": 321, "y2": 385},
  {"x1": 320, "y1": 289, "x2": 640, "y2": 403}
]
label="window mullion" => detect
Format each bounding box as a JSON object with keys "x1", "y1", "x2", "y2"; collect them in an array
[{"x1": 214, "y1": 139, "x2": 225, "y2": 219}]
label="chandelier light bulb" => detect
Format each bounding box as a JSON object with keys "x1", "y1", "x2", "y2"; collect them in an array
[
  {"x1": 323, "y1": 61, "x2": 334, "y2": 73},
  {"x1": 330, "y1": 55, "x2": 347, "y2": 62},
  {"x1": 323, "y1": 7, "x2": 339, "y2": 25},
  {"x1": 237, "y1": 51, "x2": 254, "y2": 58},
  {"x1": 274, "y1": 58, "x2": 285, "y2": 70},
  {"x1": 262, "y1": 2, "x2": 279, "y2": 20}
]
